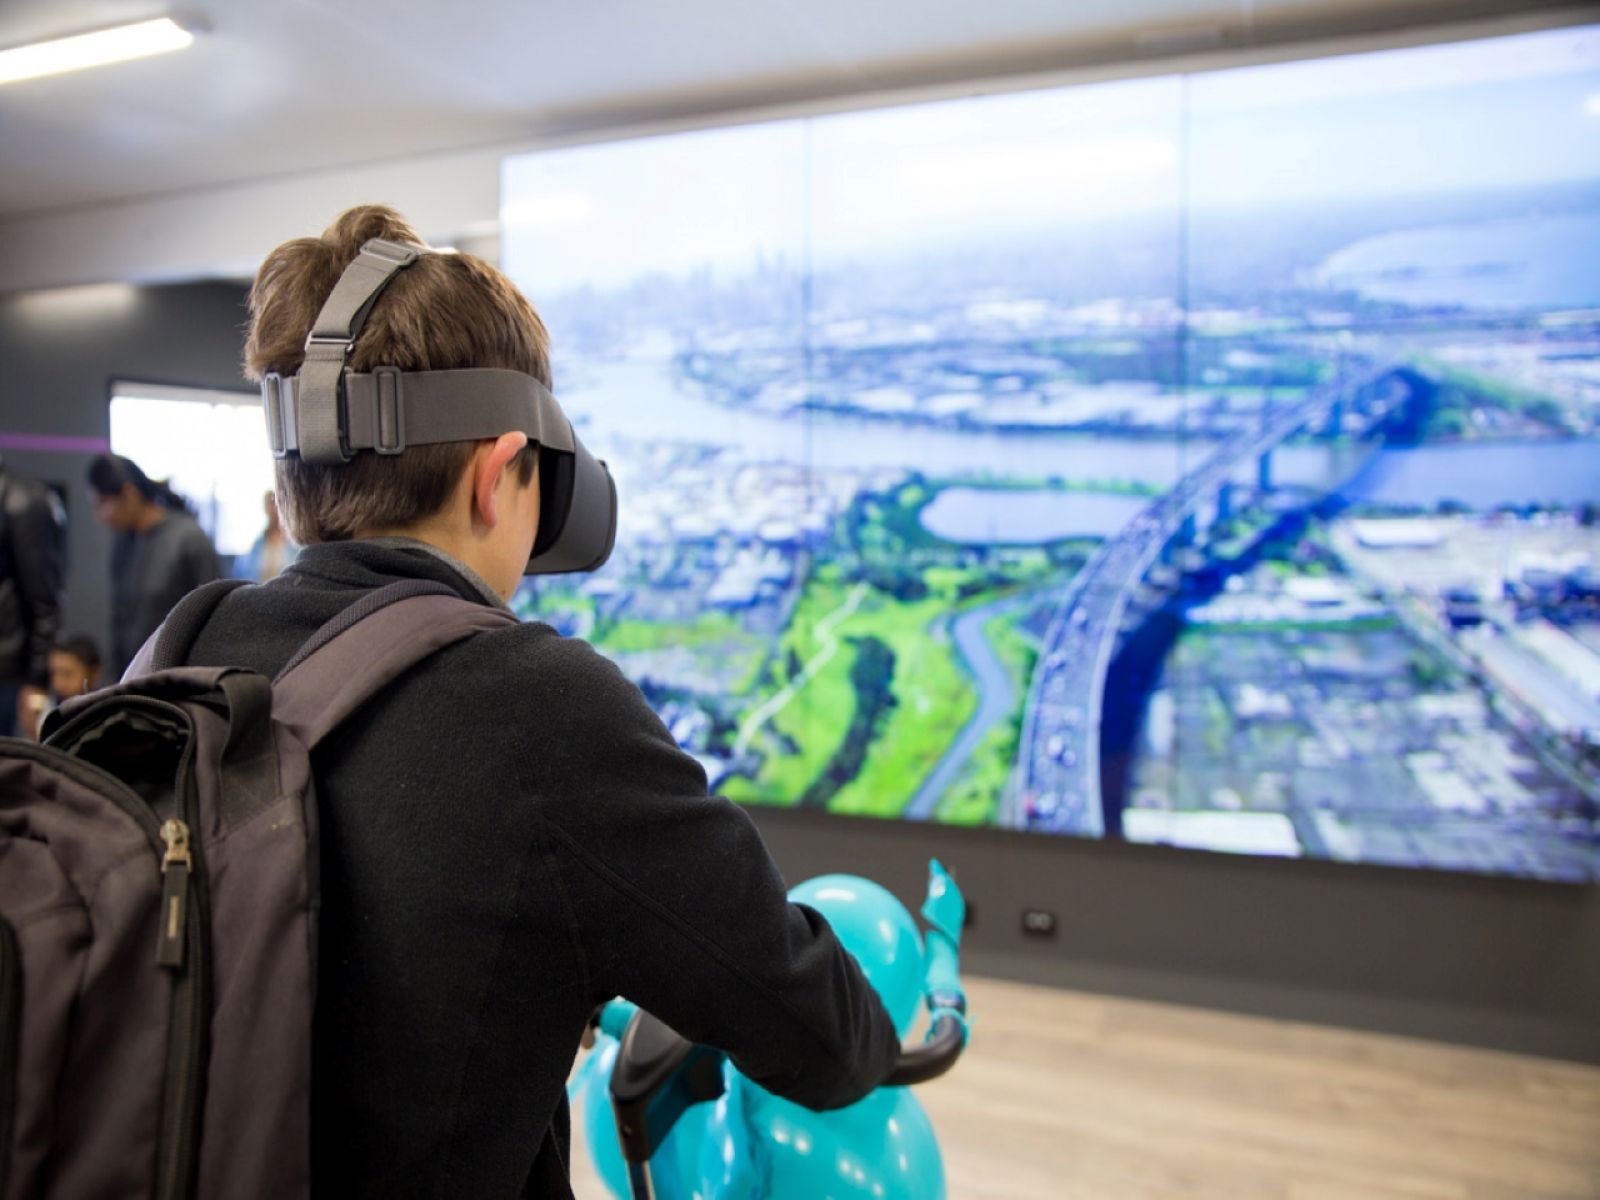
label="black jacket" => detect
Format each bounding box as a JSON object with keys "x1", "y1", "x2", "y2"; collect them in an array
[
  {"x1": 0, "y1": 469, "x2": 65, "y2": 688},
  {"x1": 186, "y1": 540, "x2": 899, "y2": 1198}
]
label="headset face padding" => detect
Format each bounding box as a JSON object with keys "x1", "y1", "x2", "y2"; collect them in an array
[
  {"x1": 533, "y1": 445, "x2": 574, "y2": 559},
  {"x1": 527, "y1": 435, "x2": 617, "y2": 575}
]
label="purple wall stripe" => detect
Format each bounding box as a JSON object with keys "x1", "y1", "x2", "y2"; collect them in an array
[{"x1": 0, "y1": 432, "x2": 111, "y2": 454}]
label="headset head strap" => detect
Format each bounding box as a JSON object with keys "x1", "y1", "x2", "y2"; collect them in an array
[{"x1": 294, "y1": 238, "x2": 420, "y2": 465}]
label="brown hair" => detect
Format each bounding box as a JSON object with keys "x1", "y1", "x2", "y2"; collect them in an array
[{"x1": 244, "y1": 204, "x2": 549, "y2": 544}]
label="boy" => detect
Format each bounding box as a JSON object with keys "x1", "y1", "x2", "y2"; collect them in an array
[
  {"x1": 48, "y1": 632, "x2": 103, "y2": 701},
  {"x1": 15, "y1": 632, "x2": 104, "y2": 740},
  {"x1": 181, "y1": 205, "x2": 898, "y2": 1198}
]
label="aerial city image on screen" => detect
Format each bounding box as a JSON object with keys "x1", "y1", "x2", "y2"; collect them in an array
[{"x1": 501, "y1": 25, "x2": 1600, "y2": 882}]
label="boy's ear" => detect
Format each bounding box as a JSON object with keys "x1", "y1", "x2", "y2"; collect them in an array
[{"x1": 472, "y1": 433, "x2": 531, "y2": 529}]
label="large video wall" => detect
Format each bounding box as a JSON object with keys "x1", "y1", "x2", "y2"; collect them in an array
[{"x1": 502, "y1": 25, "x2": 1600, "y2": 881}]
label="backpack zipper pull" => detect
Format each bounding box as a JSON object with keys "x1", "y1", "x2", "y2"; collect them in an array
[{"x1": 157, "y1": 819, "x2": 192, "y2": 969}]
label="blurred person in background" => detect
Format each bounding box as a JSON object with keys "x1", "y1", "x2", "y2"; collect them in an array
[
  {"x1": 239, "y1": 490, "x2": 300, "y2": 581},
  {"x1": 87, "y1": 453, "x2": 222, "y2": 677},
  {"x1": 16, "y1": 632, "x2": 105, "y2": 741},
  {"x1": 48, "y1": 632, "x2": 102, "y2": 702},
  {"x1": 0, "y1": 457, "x2": 67, "y2": 737}
]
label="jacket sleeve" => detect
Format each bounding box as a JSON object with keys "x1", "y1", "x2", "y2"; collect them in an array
[
  {"x1": 531, "y1": 635, "x2": 901, "y2": 1111},
  {"x1": 8, "y1": 484, "x2": 64, "y2": 687}
]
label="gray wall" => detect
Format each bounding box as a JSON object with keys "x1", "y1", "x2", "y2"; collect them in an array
[
  {"x1": 0, "y1": 281, "x2": 252, "y2": 657},
  {"x1": 749, "y1": 807, "x2": 1600, "y2": 1064},
  {"x1": 3, "y1": 277, "x2": 1595, "y2": 1064}
]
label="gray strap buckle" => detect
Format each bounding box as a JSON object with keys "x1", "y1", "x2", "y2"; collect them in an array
[
  {"x1": 360, "y1": 239, "x2": 420, "y2": 271},
  {"x1": 285, "y1": 238, "x2": 424, "y2": 465},
  {"x1": 298, "y1": 335, "x2": 355, "y2": 464},
  {"x1": 262, "y1": 373, "x2": 289, "y2": 456},
  {"x1": 371, "y1": 365, "x2": 405, "y2": 455}
]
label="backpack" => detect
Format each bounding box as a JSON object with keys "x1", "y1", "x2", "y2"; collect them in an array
[{"x1": 0, "y1": 577, "x2": 515, "y2": 1198}]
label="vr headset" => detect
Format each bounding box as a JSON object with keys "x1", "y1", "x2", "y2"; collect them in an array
[{"x1": 259, "y1": 238, "x2": 616, "y2": 575}]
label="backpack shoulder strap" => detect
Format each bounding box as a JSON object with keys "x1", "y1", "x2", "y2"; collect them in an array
[
  {"x1": 272, "y1": 581, "x2": 518, "y2": 750},
  {"x1": 125, "y1": 578, "x2": 252, "y2": 680}
]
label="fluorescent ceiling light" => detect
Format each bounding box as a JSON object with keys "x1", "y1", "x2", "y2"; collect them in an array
[{"x1": 0, "y1": 17, "x2": 194, "y2": 86}]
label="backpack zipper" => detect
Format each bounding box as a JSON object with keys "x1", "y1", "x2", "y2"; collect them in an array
[
  {"x1": 156, "y1": 820, "x2": 191, "y2": 969},
  {"x1": 157, "y1": 887, "x2": 206, "y2": 1200},
  {"x1": 0, "y1": 916, "x2": 19, "y2": 1194},
  {"x1": 155, "y1": 744, "x2": 208, "y2": 1200}
]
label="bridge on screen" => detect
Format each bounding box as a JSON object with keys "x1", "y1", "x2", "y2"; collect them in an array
[{"x1": 1005, "y1": 362, "x2": 1406, "y2": 835}]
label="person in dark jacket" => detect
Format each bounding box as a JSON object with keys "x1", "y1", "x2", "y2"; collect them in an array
[
  {"x1": 0, "y1": 460, "x2": 66, "y2": 735},
  {"x1": 183, "y1": 204, "x2": 899, "y2": 1198},
  {"x1": 86, "y1": 453, "x2": 221, "y2": 675}
]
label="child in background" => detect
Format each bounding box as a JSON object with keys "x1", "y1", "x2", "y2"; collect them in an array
[
  {"x1": 19, "y1": 633, "x2": 103, "y2": 739},
  {"x1": 48, "y1": 634, "x2": 102, "y2": 701}
]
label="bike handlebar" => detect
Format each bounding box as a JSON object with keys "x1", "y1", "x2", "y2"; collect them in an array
[
  {"x1": 598, "y1": 863, "x2": 968, "y2": 1192},
  {"x1": 921, "y1": 924, "x2": 961, "y2": 998},
  {"x1": 597, "y1": 861, "x2": 970, "y2": 1106},
  {"x1": 886, "y1": 869, "x2": 969, "y2": 1087},
  {"x1": 597, "y1": 991, "x2": 968, "y2": 1100},
  {"x1": 883, "y1": 992, "x2": 967, "y2": 1086}
]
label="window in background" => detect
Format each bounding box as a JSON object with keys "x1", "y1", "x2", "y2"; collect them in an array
[{"x1": 108, "y1": 381, "x2": 272, "y2": 561}]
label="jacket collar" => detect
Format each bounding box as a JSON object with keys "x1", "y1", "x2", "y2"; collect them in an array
[{"x1": 285, "y1": 538, "x2": 509, "y2": 610}]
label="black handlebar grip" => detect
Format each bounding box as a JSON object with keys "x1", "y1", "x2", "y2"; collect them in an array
[{"x1": 884, "y1": 1013, "x2": 966, "y2": 1087}]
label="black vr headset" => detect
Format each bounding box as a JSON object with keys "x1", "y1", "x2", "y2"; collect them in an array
[{"x1": 259, "y1": 237, "x2": 616, "y2": 575}]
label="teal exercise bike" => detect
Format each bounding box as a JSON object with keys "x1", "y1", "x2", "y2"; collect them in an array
[{"x1": 569, "y1": 861, "x2": 970, "y2": 1200}]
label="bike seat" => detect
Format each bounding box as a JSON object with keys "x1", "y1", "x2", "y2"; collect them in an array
[
  {"x1": 611, "y1": 1009, "x2": 727, "y2": 1164},
  {"x1": 612, "y1": 1010, "x2": 694, "y2": 1103}
]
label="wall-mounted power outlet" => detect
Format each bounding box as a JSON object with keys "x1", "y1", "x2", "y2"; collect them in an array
[{"x1": 1021, "y1": 908, "x2": 1057, "y2": 938}]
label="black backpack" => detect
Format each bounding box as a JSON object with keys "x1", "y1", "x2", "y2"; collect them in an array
[{"x1": 0, "y1": 578, "x2": 514, "y2": 1198}]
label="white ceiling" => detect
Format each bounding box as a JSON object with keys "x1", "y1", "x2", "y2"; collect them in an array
[
  {"x1": 0, "y1": 0, "x2": 1568, "y2": 219},
  {"x1": 0, "y1": 0, "x2": 1585, "y2": 290}
]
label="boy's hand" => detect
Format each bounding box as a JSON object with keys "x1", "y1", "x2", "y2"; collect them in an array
[{"x1": 17, "y1": 685, "x2": 48, "y2": 741}]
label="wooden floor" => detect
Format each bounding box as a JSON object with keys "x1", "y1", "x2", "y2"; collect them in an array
[{"x1": 569, "y1": 976, "x2": 1600, "y2": 1199}]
